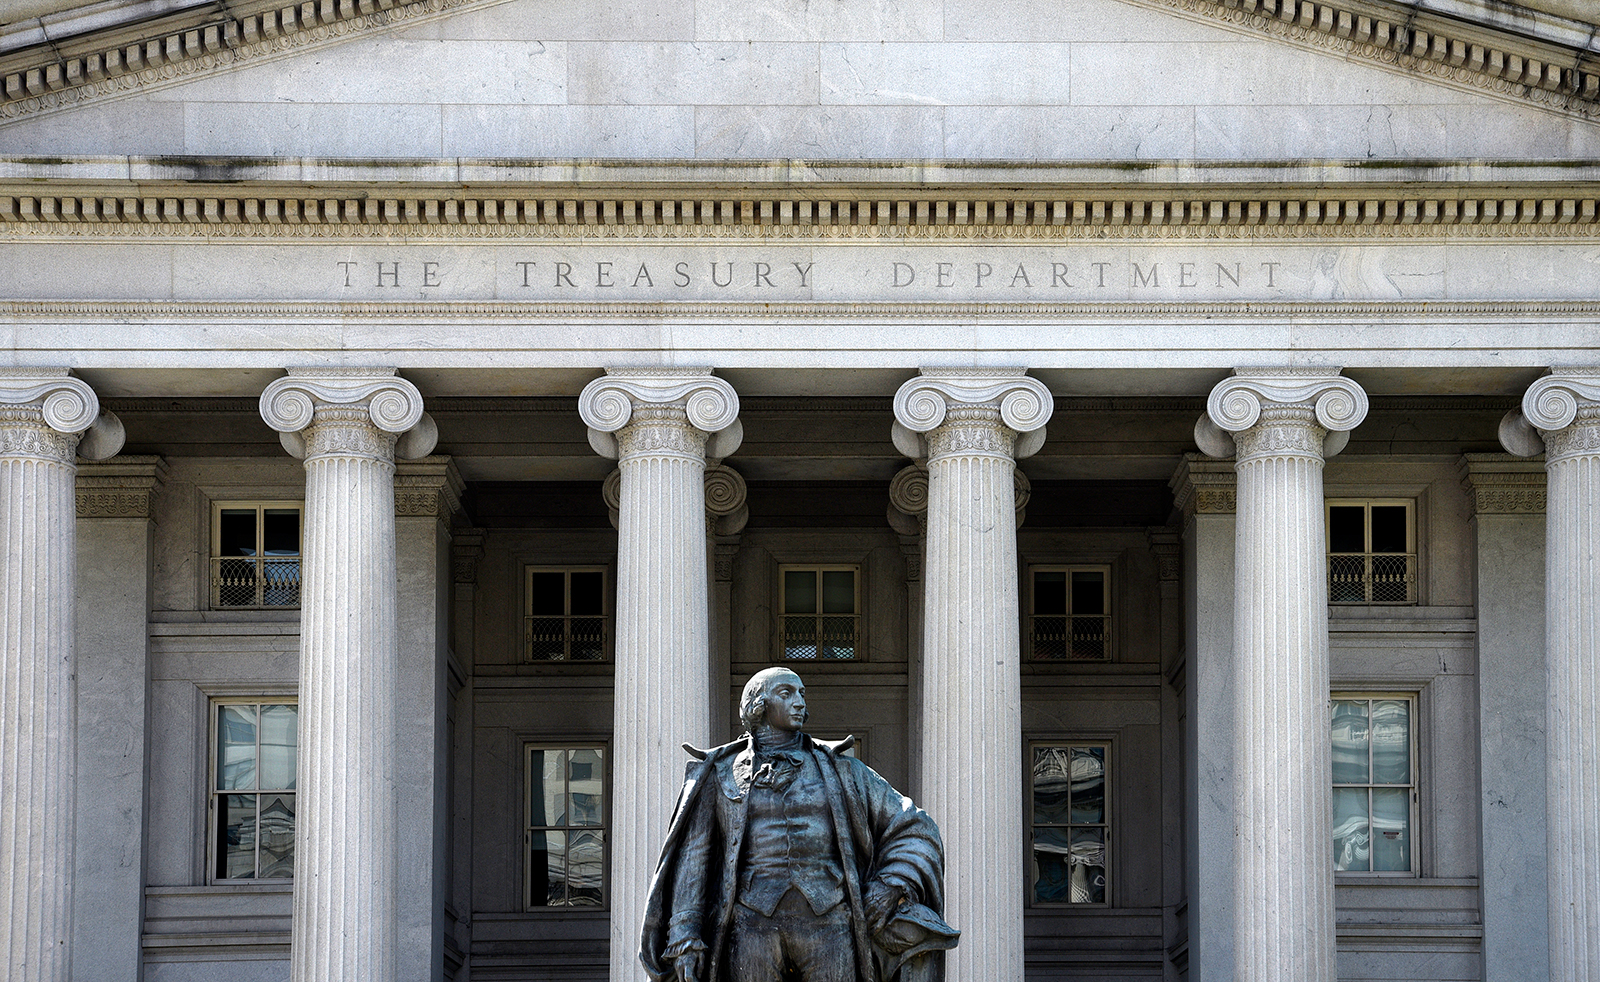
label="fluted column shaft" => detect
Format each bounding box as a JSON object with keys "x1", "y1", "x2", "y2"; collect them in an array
[
  {"x1": 1202, "y1": 369, "x2": 1367, "y2": 982},
  {"x1": 894, "y1": 369, "x2": 1052, "y2": 982},
  {"x1": 261, "y1": 368, "x2": 429, "y2": 982},
  {"x1": 580, "y1": 369, "x2": 740, "y2": 981},
  {"x1": 1506, "y1": 372, "x2": 1600, "y2": 980},
  {"x1": 0, "y1": 370, "x2": 118, "y2": 982}
]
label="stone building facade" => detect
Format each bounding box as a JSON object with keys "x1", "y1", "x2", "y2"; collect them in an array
[{"x1": 2, "y1": 0, "x2": 1599, "y2": 980}]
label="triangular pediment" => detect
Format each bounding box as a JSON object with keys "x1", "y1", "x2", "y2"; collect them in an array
[{"x1": 2, "y1": 0, "x2": 1599, "y2": 162}]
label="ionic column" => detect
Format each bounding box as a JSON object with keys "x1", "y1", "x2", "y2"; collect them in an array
[
  {"x1": 893, "y1": 368, "x2": 1053, "y2": 982},
  {"x1": 579, "y1": 369, "x2": 740, "y2": 982},
  {"x1": 0, "y1": 369, "x2": 122, "y2": 982},
  {"x1": 1502, "y1": 371, "x2": 1600, "y2": 981},
  {"x1": 1196, "y1": 368, "x2": 1368, "y2": 982},
  {"x1": 260, "y1": 368, "x2": 435, "y2": 982}
]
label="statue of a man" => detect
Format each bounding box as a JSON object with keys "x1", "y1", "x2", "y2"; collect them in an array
[{"x1": 640, "y1": 668, "x2": 958, "y2": 982}]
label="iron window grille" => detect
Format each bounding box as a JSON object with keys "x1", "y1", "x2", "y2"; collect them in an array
[
  {"x1": 1029, "y1": 566, "x2": 1111, "y2": 661},
  {"x1": 211, "y1": 502, "x2": 301, "y2": 609}
]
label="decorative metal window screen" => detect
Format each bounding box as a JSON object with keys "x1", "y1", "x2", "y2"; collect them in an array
[
  {"x1": 213, "y1": 702, "x2": 297, "y2": 880},
  {"x1": 1030, "y1": 743, "x2": 1109, "y2": 904},
  {"x1": 212, "y1": 504, "x2": 301, "y2": 609},
  {"x1": 780, "y1": 567, "x2": 859, "y2": 660},
  {"x1": 1030, "y1": 567, "x2": 1110, "y2": 660},
  {"x1": 525, "y1": 746, "x2": 606, "y2": 909},
  {"x1": 525, "y1": 568, "x2": 609, "y2": 661},
  {"x1": 1328, "y1": 502, "x2": 1416, "y2": 604},
  {"x1": 1332, "y1": 696, "x2": 1416, "y2": 874}
]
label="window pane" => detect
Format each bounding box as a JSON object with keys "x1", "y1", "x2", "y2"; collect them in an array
[
  {"x1": 820, "y1": 570, "x2": 855, "y2": 614},
  {"x1": 1331, "y1": 700, "x2": 1370, "y2": 785},
  {"x1": 1329, "y1": 506, "x2": 1365, "y2": 553},
  {"x1": 1069, "y1": 828, "x2": 1107, "y2": 904},
  {"x1": 568, "y1": 749, "x2": 604, "y2": 827},
  {"x1": 1033, "y1": 570, "x2": 1067, "y2": 616},
  {"x1": 1031, "y1": 827, "x2": 1074, "y2": 903},
  {"x1": 218, "y1": 509, "x2": 257, "y2": 556},
  {"x1": 1070, "y1": 747, "x2": 1106, "y2": 824},
  {"x1": 567, "y1": 829, "x2": 605, "y2": 906},
  {"x1": 258, "y1": 704, "x2": 297, "y2": 791},
  {"x1": 1070, "y1": 570, "x2": 1105, "y2": 616},
  {"x1": 217, "y1": 705, "x2": 258, "y2": 790},
  {"x1": 1370, "y1": 506, "x2": 1408, "y2": 553},
  {"x1": 1332, "y1": 787, "x2": 1370, "y2": 872},
  {"x1": 1371, "y1": 788, "x2": 1411, "y2": 872},
  {"x1": 217, "y1": 794, "x2": 258, "y2": 879},
  {"x1": 261, "y1": 509, "x2": 300, "y2": 555},
  {"x1": 527, "y1": 572, "x2": 565, "y2": 615},
  {"x1": 529, "y1": 830, "x2": 564, "y2": 906},
  {"x1": 1032, "y1": 747, "x2": 1072, "y2": 825},
  {"x1": 1371, "y1": 700, "x2": 1411, "y2": 785},
  {"x1": 784, "y1": 570, "x2": 817, "y2": 615},
  {"x1": 570, "y1": 572, "x2": 604, "y2": 616},
  {"x1": 259, "y1": 793, "x2": 296, "y2": 878}
]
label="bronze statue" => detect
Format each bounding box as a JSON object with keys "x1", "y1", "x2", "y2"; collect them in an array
[{"x1": 640, "y1": 668, "x2": 958, "y2": 982}]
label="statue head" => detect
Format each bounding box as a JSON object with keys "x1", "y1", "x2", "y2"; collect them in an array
[{"x1": 740, "y1": 667, "x2": 808, "y2": 735}]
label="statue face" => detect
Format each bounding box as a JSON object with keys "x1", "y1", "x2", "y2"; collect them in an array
[{"x1": 761, "y1": 671, "x2": 807, "y2": 733}]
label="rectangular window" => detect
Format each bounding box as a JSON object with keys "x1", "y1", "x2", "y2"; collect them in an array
[
  {"x1": 1327, "y1": 500, "x2": 1416, "y2": 604},
  {"x1": 1029, "y1": 566, "x2": 1111, "y2": 660},
  {"x1": 1332, "y1": 695, "x2": 1417, "y2": 874},
  {"x1": 525, "y1": 568, "x2": 609, "y2": 662},
  {"x1": 1029, "y1": 743, "x2": 1109, "y2": 905},
  {"x1": 525, "y1": 745, "x2": 607, "y2": 909},
  {"x1": 780, "y1": 566, "x2": 859, "y2": 660},
  {"x1": 211, "y1": 502, "x2": 302, "y2": 609},
  {"x1": 212, "y1": 701, "x2": 297, "y2": 881}
]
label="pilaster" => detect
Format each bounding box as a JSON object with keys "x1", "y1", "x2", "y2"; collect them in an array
[
  {"x1": 1460, "y1": 453, "x2": 1549, "y2": 982},
  {"x1": 0, "y1": 368, "x2": 121, "y2": 982},
  {"x1": 1199, "y1": 368, "x2": 1368, "y2": 982},
  {"x1": 578, "y1": 368, "x2": 740, "y2": 982},
  {"x1": 260, "y1": 367, "x2": 434, "y2": 982},
  {"x1": 893, "y1": 368, "x2": 1052, "y2": 982},
  {"x1": 1502, "y1": 370, "x2": 1600, "y2": 981}
]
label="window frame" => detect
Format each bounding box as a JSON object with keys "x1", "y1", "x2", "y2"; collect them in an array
[
  {"x1": 207, "y1": 697, "x2": 299, "y2": 884},
  {"x1": 523, "y1": 566, "x2": 613, "y2": 663},
  {"x1": 209, "y1": 500, "x2": 303, "y2": 611},
  {"x1": 1026, "y1": 564, "x2": 1114, "y2": 662},
  {"x1": 777, "y1": 564, "x2": 862, "y2": 662},
  {"x1": 1331, "y1": 692, "x2": 1420, "y2": 878},
  {"x1": 1027, "y1": 740, "x2": 1112, "y2": 908},
  {"x1": 1325, "y1": 499, "x2": 1418, "y2": 605},
  {"x1": 523, "y1": 742, "x2": 611, "y2": 912}
]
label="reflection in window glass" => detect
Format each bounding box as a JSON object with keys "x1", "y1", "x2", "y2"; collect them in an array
[
  {"x1": 526, "y1": 746, "x2": 607, "y2": 909},
  {"x1": 212, "y1": 504, "x2": 302, "y2": 609},
  {"x1": 213, "y1": 702, "x2": 297, "y2": 880},
  {"x1": 1332, "y1": 696, "x2": 1415, "y2": 874},
  {"x1": 1031, "y1": 744, "x2": 1108, "y2": 904}
]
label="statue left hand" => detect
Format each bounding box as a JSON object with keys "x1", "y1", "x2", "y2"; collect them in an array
[{"x1": 865, "y1": 881, "x2": 905, "y2": 933}]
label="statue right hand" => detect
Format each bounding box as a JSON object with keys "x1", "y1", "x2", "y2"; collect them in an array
[{"x1": 673, "y1": 949, "x2": 702, "y2": 982}]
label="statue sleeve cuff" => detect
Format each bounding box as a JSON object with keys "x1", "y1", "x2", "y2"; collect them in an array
[{"x1": 664, "y1": 937, "x2": 707, "y2": 959}]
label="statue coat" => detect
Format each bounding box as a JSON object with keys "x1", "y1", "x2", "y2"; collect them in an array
[{"x1": 639, "y1": 733, "x2": 951, "y2": 982}]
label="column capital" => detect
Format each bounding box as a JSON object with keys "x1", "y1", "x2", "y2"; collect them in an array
[
  {"x1": 1196, "y1": 368, "x2": 1367, "y2": 461},
  {"x1": 0, "y1": 368, "x2": 124, "y2": 462},
  {"x1": 260, "y1": 367, "x2": 435, "y2": 462},
  {"x1": 892, "y1": 368, "x2": 1053, "y2": 459},
  {"x1": 1502, "y1": 369, "x2": 1600, "y2": 461},
  {"x1": 578, "y1": 369, "x2": 741, "y2": 460}
]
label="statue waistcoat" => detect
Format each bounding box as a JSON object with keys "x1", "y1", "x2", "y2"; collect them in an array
[{"x1": 738, "y1": 752, "x2": 846, "y2": 917}]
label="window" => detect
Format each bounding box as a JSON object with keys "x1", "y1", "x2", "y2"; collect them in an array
[
  {"x1": 1029, "y1": 566, "x2": 1110, "y2": 660},
  {"x1": 780, "y1": 566, "x2": 859, "y2": 660},
  {"x1": 1332, "y1": 695, "x2": 1416, "y2": 874},
  {"x1": 1029, "y1": 743, "x2": 1109, "y2": 905},
  {"x1": 211, "y1": 502, "x2": 301, "y2": 609},
  {"x1": 525, "y1": 745, "x2": 607, "y2": 909},
  {"x1": 1327, "y1": 500, "x2": 1415, "y2": 604},
  {"x1": 211, "y1": 701, "x2": 297, "y2": 880},
  {"x1": 525, "y1": 568, "x2": 609, "y2": 661}
]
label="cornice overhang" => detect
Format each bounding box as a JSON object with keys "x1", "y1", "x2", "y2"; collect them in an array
[
  {"x1": 2, "y1": 156, "x2": 1599, "y2": 240},
  {"x1": 3, "y1": 0, "x2": 1600, "y2": 128}
]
